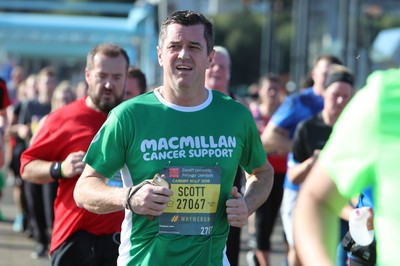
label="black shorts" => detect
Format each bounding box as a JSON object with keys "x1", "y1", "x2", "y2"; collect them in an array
[
  {"x1": 51, "y1": 230, "x2": 120, "y2": 266},
  {"x1": 254, "y1": 172, "x2": 285, "y2": 250}
]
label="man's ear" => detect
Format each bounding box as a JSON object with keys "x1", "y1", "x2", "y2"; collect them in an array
[
  {"x1": 157, "y1": 46, "x2": 163, "y2": 67},
  {"x1": 207, "y1": 49, "x2": 215, "y2": 68},
  {"x1": 84, "y1": 68, "x2": 90, "y2": 83}
]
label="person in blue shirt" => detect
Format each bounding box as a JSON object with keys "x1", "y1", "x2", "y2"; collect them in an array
[{"x1": 261, "y1": 55, "x2": 342, "y2": 266}]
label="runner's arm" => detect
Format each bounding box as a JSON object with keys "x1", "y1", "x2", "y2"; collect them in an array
[
  {"x1": 294, "y1": 160, "x2": 347, "y2": 266},
  {"x1": 21, "y1": 160, "x2": 58, "y2": 184},
  {"x1": 261, "y1": 122, "x2": 291, "y2": 154},
  {"x1": 244, "y1": 161, "x2": 274, "y2": 215},
  {"x1": 226, "y1": 161, "x2": 274, "y2": 228},
  {"x1": 21, "y1": 151, "x2": 86, "y2": 184},
  {"x1": 74, "y1": 164, "x2": 173, "y2": 215},
  {"x1": 288, "y1": 150, "x2": 319, "y2": 185},
  {"x1": 74, "y1": 164, "x2": 127, "y2": 213}
]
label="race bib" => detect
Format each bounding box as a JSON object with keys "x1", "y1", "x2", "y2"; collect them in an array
[
  {"x1": 107, "y1": 171, "x2": 123, "y2": 187},
  {"x1": 159, "y1": 166, "x2": 221, "y2": 235}
]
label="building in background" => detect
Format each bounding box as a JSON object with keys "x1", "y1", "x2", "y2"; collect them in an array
[
  {"x1": 0, "y1": 1, "x2": 158, "y2": 85},
  {"x1": 1, "y1": 0, "x2": 400, "y2": 91}
]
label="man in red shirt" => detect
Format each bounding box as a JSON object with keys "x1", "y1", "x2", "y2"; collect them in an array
[{"x1": 20, "y1": 43, "x2": 128, "y2": 265}]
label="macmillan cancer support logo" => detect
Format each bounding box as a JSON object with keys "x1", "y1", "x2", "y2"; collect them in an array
[{"x1": 140, "y1": 135, "x2": 237, "y2": 161}]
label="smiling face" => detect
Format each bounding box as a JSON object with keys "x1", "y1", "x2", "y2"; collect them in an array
[{"x1": 157, "y1": 23, "x2": 213, "y2": 93}]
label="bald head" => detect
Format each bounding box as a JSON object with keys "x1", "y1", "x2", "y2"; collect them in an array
[{"x1": 205, "y1": 46, "x2": 231, "y2": 94}]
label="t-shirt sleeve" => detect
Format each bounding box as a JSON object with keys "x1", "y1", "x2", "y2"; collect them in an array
[
  {"x1": 270, "y1": 95, "x2": 298, "y2": 129},
  {"x1": 84, "y1": 111, "x2": 127, "y2": 178},
  {"x1": 292, "y1": 120, "x2": 309, "y2": 163},
  {"x1": 20, "y1": 112, "x2": 60, "y2": 172},
  {"x1": 239, "y1": 110, "x2": 267, "y2": 174},
  {"x1": 319, "y1": 87, "x2": 377, "y2": 199}
]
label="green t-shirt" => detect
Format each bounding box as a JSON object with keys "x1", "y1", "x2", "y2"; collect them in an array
[
  {"x1": 84, "y1": 89, "x2": 266, "y2": 265},
  {"x1": 319, "y1": 69, "x2": 400, "y2": 266}
]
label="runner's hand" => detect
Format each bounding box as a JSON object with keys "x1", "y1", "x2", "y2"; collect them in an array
[
  {"x1": 61, "y1": 151, "x2": 86, "y2": 178},
  {"x1": 226, "y1": 186, "x2": 248, "y2": 228},
  {"x1": 129, "y1": 181, "x2": 173, "y2": 217}
]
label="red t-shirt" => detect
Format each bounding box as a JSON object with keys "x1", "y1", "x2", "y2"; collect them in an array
[
  {"x1": 251, "y1": 106, "x2": 287, "y2": 174},
  {"x1": 20, "y1": 98, "x2": 124, "y2": 254},
  {"x1": 0, "y1": 78, "x2": 11, "y2": 110}
]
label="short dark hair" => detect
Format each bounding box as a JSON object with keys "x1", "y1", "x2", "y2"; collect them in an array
[
  {"x1": 259, "y1": 73, "x2": 281, "y2": 85},
  {"x1": 86, "y1": 43, "x2": 130, "y2": 70},
  {"x1": 314, "y1": 55, "x2": 343, "y2": 67},
  {"x1": 38, "y1": 66, "x2": 56, "y2": 78},
  {"x1": 159, "y1": 10, "x2": 214, "y2": 55},
  {"x1": 128, "y1": 67, "x2": 147, "y2": 94}
]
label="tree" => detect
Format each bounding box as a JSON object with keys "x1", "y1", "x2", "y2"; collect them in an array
[
  {"x1": 213, "y1": 10, "x2": 263, "y2": 90},
  {"x1": 212, "y1": 6, "x2": 292, "y2": 92}
]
